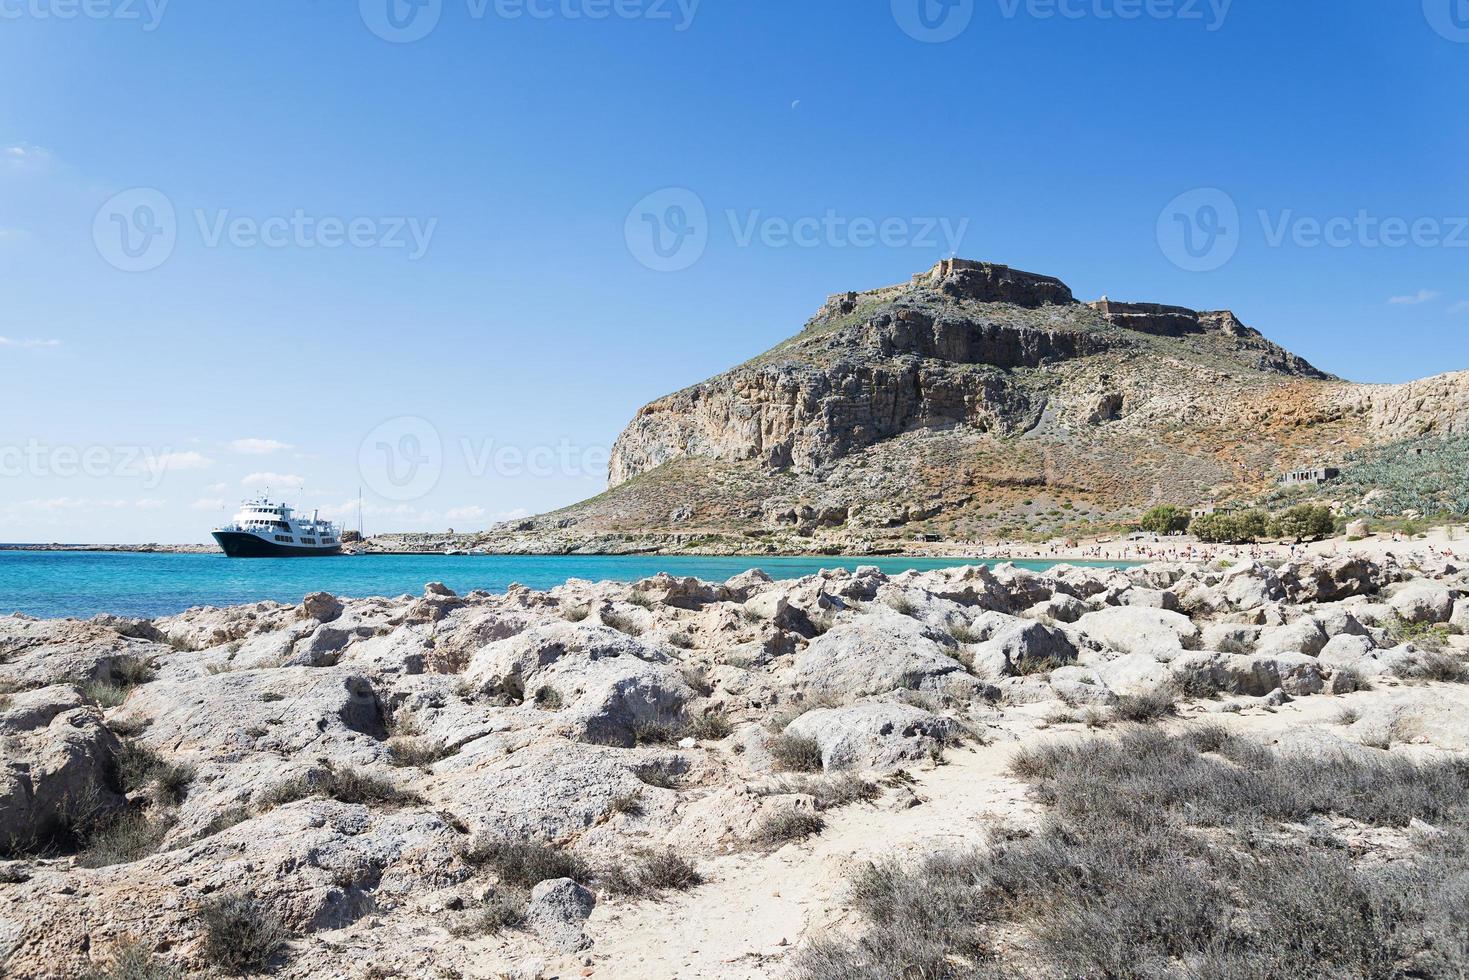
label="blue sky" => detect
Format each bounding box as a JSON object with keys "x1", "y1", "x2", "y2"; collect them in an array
[{"x1": 1, "y1": 0, "x2": 1466, "y2": 542}]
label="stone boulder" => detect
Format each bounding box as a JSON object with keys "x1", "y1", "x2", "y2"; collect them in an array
[
  {"x1": 1074, "y1": 607, "x2": 1201, "y2": 656},
  {"x1": 967, "y1": 619, "x2": 1077, "y2": 678},
  {"x1": 0, "y1": 699, "x2": 123, "y2": 852},
  {"x1": 1286, "y1": 556, "x2": 1380, "y2": 603},
  {"x1": 794, "y1": 615, "x2": 967, "y2": 695},
  {"x1": 1253, "y1": 617, "x2": 1329, "y2": 658},
  {"x1": 297, "y1": 592, "x2": 344, "y2": 624},
  {"x1": 422, "y1": 741, "x2": 666, "y2": 841},
  {"x1": 527, "y1": 878, "x2": 596, "y2": 953},
  {"x1": 1389, "y1": 581, "x2": 1454, "y2": 625},
  {"x1": 782, "y1": 701, "x2": 963, "y2": 771}
]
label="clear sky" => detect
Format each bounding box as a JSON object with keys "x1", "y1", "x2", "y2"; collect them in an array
[{"x1": 2, "y1": 0, "x2": 1466, "y2": 542}]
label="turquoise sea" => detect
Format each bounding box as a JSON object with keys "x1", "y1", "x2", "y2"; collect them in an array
[{"x1": 0, "y1": 551, "x2": 1131, "y2": 621}]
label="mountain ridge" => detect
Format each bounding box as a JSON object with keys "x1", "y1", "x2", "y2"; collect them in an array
[{"x1": 481, "y1": 259, "x2": 1469, "y2": 554}]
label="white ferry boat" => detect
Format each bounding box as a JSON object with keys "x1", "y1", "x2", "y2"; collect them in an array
[{"x1": 212, "y1": 499, "x2": 343, "y2": 558}]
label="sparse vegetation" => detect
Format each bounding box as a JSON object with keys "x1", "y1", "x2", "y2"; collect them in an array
[
  {"x1": 632, "y1": 764, "x2": 681, "y2": 790},
  {"x1": 255, "y1": 766, "x2": 420, "y2": 812},
  {"x1": 797, "y1": 728, "x2": 1469, "y2": 980},
  {"x1": 533, "y1": 685, "x2": 564, "y2": 710},
  {"x1": 77, "y1": 809, "x2": 173, "y2": 868},
  {"x1": 769, "y1": 732, "x2": 825, "y2": 772},
  {"x1": 462, "y1": 837, "x2": 588, "y2": 888},
  {"x1": 679, "y1": 665, "x2": 713, "y2": 695},
  {"x1": 1012, "y1": 655, "x2": 1065, "y2": 677},
  {"x1": 200, "y1": 806, "x2": 251, "y2": 838},
  {"x1": 631, "y1": 717, "x2": 685, "y2": 745},
  {"x1": 562, "y1": 605, "x2": 590, "y2": 622},
  {"x1": 609, "y1": 790, "x2": 644, "y2": 816},
  {"x1": 451, "y1": 889, "x2": 528, "y2": 936},
  {"x1": 83, "y1": 658, "x2": 159, "y2": 705},
  {"x1": 886, "y1": 595, "x2": 918, "y2": 617},
  {"x1": 628, "y1": 590, "x2": 655, "y2": 609},
  {"x1": 1386, "y1": 614, "x2": 1456, "y2": 653},
  {"x1": 599, "y1": 849, "x2": 704, "y2": 897},
  {"x1": 948, "y1": 623, "x2": 982, "y2": 645},
  {"x1": 603, "y1": 612, "x2": 643, "y2": 636},
  {"x1": 197, "y1": 893, "x2": 288, "y2": 975},
  {"x1": 386, "y1": 737, "x2": 454, "y2": 769},
  {"x1": 115, "y1": 741, "x2": 194, "y2": 802},
  {"x1": 81, "y1": 939, "x2": 181, "y2": 980},
  {"x1": 685, "y1": 708, "x2": 733, "y2": 741},
  {"x1": 1112, "y1": 689, "x2": 1178, "y2": 723},
  {"x1": 751, "y1": 809, "x2": 826, "y2": 847},
  {"x1": 1394, "y1": 649, "x2": 1469, "y2": 683},
  {"x1": 81, "y1": 680, "x2": 129, "y2": 709},
  {"x1": 755, "y1": 772, "x2": 881, "y2": 810}
]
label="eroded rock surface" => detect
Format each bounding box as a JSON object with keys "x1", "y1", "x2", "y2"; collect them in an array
[{"x1": 2, "y1": 554, "x2": 1467, "y2": 978}]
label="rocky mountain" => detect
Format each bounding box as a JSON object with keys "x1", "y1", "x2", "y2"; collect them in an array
[{"x1": 485, "y1": 259, "x2": 1469, "y2": 554}]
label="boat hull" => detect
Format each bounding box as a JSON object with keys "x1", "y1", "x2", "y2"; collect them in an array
[{"x1": 212, "y1": 531, "x2": 343, "y2": 559}]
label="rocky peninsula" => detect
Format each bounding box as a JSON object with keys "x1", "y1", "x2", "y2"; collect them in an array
[{"x1": 3, "y1": 554, "x2": 1469, "y2": 978}]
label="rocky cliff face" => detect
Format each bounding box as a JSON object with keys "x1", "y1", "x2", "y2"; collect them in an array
[
  {"x1": 492, "y1": 259, "x2": 1469, "y2": 553},
  {"x1": 608, "y1": 259, "x2": 1334, "y2": 488}
]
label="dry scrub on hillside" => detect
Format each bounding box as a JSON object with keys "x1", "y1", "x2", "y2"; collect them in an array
[{"x1": 797, "y1": 727, "x2": 1469, "y2": 979}]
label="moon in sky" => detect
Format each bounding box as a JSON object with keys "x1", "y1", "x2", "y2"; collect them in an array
[{"x1": 791, "y1": 100, "x2": 801, "y2": 110}]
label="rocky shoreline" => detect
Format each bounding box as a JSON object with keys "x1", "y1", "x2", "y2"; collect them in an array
[{"x1": 3, "y1": 556, "x2": 1469, "y2": 978}]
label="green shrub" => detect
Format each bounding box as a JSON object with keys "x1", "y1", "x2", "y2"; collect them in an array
[
  {"x1": 1190, "y1": 509, "x2": 1270, "y2": 544},
  {"x1": 1272, "y1": 503, "x2": 1336, "y2": 542},
  {"x1": 1139, "y1": 505, "x2": 1190, "y2": 535}
]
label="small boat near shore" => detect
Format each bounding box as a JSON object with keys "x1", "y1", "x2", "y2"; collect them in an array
[{"x1": 212, "y1": 499, "x2": 343, "y2": 558}]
